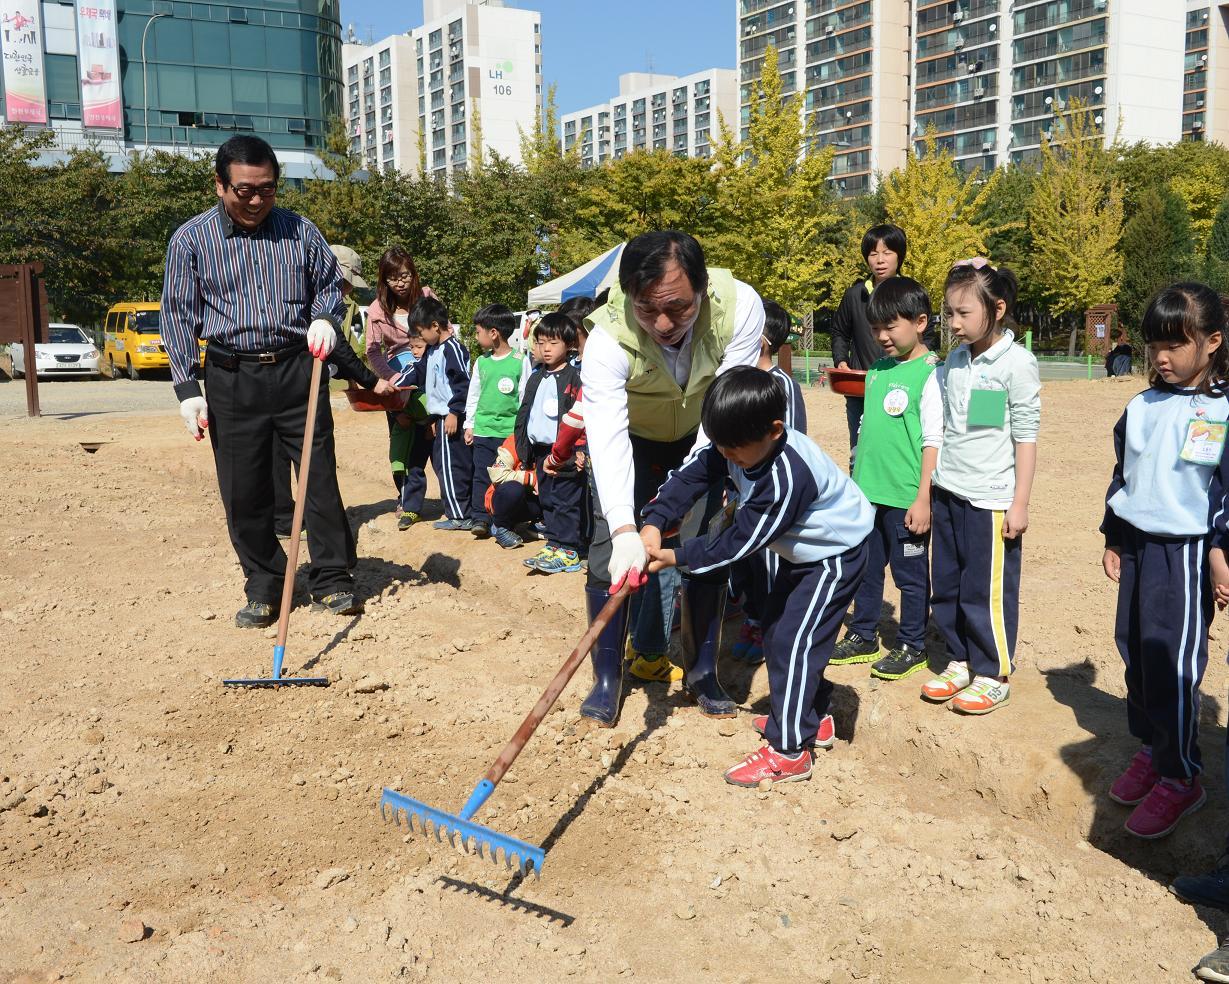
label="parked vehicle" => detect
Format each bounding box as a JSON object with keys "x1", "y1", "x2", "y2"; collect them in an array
[
  {"x1": 103, "y1": 302, "x2": 165, "y2": 379},
  {"x1": 11, "y1": 323, "x2": 101, "y2": 379}
]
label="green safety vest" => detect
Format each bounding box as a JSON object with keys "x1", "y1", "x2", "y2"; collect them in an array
[
  {"x1": 472, "y1": 352, "x2": 524, "y2": 438},
  {"x1": 852, "y1": 355, "x2": 937, "y2": 509},
  {"x1": 587, "y1": 267, "x2": 738, "y2": 443}
]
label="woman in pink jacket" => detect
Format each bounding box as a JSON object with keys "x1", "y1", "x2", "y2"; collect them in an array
[{"x1": 365, "y1": 247, "x2": 436, "y2": 527}]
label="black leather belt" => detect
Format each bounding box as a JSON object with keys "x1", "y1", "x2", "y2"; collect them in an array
[{"x1": 206, "y1": 342, "x2": 306, "y2": 369}]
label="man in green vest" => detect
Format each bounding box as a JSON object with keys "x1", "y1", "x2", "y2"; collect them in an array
[{"x1": 579, "y1": 231, "x2": 766, "y2": 727}]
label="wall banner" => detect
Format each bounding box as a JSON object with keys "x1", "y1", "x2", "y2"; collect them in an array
[
  {"x1": 0, "y1": 0, "x2": 48, "y2": 125},
  {"x1": 75, "y1": 0, "x2": 121, "y2": 129}
]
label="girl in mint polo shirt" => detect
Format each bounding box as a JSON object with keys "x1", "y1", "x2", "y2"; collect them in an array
[
  {"x1": 832, "y1": 277, "x2": 942, "y2": 682},
  {"x1": 920, "y1": 260, "x2": 1040, "y2": 716}
]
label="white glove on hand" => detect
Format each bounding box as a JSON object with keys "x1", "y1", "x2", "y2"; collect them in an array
[
  {"x1": 307, "y1": 318, "x2": 337, "y2": 359},
  {"x1": 608, "y1": 530, "x2": 647, "y2": 593},
  {"x1": 179, "y1": 396, "x2": 209, "y2": 441}
]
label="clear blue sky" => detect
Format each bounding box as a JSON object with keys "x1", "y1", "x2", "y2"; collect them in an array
[{"x1": 338, "y1": 0, "x2": 736, "y2": 115}]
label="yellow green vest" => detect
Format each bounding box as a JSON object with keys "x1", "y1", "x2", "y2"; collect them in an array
[{"x1": 587, "y1": 267, "x2": 738, "y2": 442}]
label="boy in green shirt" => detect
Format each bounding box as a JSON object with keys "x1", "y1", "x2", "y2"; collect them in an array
[
  {"x1": 465, "y1": 304, "x2": 531, "y2": 544},
  {"x1": 831, "y1": 277, "x2": 942, "y2": 680}
]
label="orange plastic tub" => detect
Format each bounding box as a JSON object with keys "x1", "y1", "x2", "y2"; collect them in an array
[{"x1": 825, "y1": 367, "x2": 868, "y2": 397}]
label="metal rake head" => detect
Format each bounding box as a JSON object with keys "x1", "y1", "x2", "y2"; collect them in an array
[{"x1": 380, "y1": 787, "x2": 544, "y2": 878}]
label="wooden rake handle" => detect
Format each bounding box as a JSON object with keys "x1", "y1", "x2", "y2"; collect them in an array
[
  {"x1": 484, "y1": 582, "x2": 633, "y2": 788},
  {"x1": 275, "y1": 355, "x2": 325, "y2": 651}
]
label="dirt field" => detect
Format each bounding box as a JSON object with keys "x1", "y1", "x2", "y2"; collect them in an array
[{"x1": 2, "y1": 376, "x2": 1226, "y2": 984}]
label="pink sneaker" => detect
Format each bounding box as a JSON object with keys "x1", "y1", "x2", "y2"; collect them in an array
[
  {"x1": 752, "y1": 713, "x2": 836, "y2": 750},
  {"x1": 1125, "y1": 778, "x2": 1206, "y2": 839},
  {"x1": 724, "y1": 746, "x2": 812, "y2": 788},
  {"x1": 1108, "y1": 749, "x2": 1160, "y2": 806}
]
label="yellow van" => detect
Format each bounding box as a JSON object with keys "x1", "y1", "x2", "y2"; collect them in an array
[
  {"x1": 102, "y1": 302, "x2": 205, "y2": 379},
  {"x1": 103, "y1": 302, "x2": 165, "y2": 379}
]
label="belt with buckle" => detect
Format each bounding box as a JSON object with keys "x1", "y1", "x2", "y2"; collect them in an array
[{"x1": 206, "y1": 342, "x2": 307, "y2": 369}]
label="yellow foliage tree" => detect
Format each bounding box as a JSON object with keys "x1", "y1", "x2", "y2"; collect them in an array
[
  {"x1": 708, "y1": 45, "x2": 846, "y2": 315},
  {"x1": 1028, "y1": 100, "x2": 1124, "y2": 319},
  {"x1": 881, "y1": 130, "x2": 1002, "y2": 309}
]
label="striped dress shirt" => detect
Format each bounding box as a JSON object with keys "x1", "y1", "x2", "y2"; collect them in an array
[{"x1": 161, "y1": 203, "x2": 344, "y2": 401}]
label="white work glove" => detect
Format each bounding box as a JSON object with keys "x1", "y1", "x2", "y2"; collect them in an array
[
  {"x1": 307, "y1": 318, "x2": 337, "y2": 359},
  {"x1": 179, "y1": 396, "x2": 209, "y2": 442},
  {"x1": 608, "y1": 530, "x2": 648, "y2": 594}
]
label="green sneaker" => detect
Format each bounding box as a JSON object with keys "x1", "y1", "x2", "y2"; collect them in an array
[
  {"x1": 870, "y1": 644, "x2": 929, "y2": 681},
  {"x1": 397, "y1": 511, "x2": 419, "y2": 531},
  {"x1": 829, "y1": 632, "x2": 881, "y2": 666}
]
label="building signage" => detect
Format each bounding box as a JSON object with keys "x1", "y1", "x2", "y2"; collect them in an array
[
  {"x1": 75, "y1": 0, "x2": 121, "y2": 129},
  {"x1": 0, "y1": 0, "x2": 48, "y2": 124}
]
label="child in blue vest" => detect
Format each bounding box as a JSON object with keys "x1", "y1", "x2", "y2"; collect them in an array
[
  {"x1": 920, "y1": 260, "x2": 1039, "y2": 715},
  {"x1": 831, "y1": 277, "x2": 940, "y2": 681},
  {"x1": 1102, "y1": 282, "x2": 1229, "y2": 839},
  {"x1": 643, "y1": 366, "x2": 874, "y2": 788},
  {"x1": 730, "y1": 299, "x2": 808, "y2": 665},
  {"x1": 464, "y1": 303, "x2": 531, "y2": 546},
  {"x1": 409, "y1": 296, "x2": 474, "y2": 530},
  {"x1": 516, "y1": 313, "x2": 587, "y2": 575}
]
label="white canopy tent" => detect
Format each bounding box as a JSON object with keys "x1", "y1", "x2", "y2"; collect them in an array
[{"x1": 526, "y1": 243, "x2": 625, "y2": 307}]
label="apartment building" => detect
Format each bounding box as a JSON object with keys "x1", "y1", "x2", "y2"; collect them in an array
[
  {"x1": 737, "y1": 0, "x2": 912, "y2": 197},
  {"x1": 1184, "y1": 3, "x2": 1229, "y2": 142},
  {"x1": 560, "y1": 68, "x2": 738, "y2": 166},
  {"x1": 342, "y1": 0, "x2": 541, "y2": 178}
]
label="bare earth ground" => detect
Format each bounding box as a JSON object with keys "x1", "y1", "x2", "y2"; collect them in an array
[{"x1": 1, "y1": 376, "x2": 1226, "y2": 984}]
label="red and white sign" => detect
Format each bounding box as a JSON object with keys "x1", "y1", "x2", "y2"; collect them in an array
[
  {"x1": 75, "y1": 0, "x2": 121, "y2": 129},
  {"x1": 0, "y1": 0, "x2": 48, "y2": 124}
]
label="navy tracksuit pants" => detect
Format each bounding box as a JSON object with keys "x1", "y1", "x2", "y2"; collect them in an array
[
  {"x1": 533, "y1": 444, "x2": 587, "y2": 552},
  {"x1": 762, "y1": 539, "x2": 868, "y2": 755},
  {"x1": 430, "y1": 417, "x2": 473, "y2": 521},
  {"x1": 930, "y1": 487, "x2": 1020, "y2": 680},
  {"x1": 1114, "y1": 523, "x2": 1211, "y2": 780},
  {"x1": 847, "y1": 504, "x2": 930, "y2": 651},
  {"x1": 469, "y1": 435, "x2": 505, "y2": 525}
]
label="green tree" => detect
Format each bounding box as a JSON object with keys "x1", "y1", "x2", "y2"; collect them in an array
[
  {"x1": 708, "y1": 44, "x2": 846, "y2": 314},
  {"x1": 1167, "y1": 140, "x2": 1229, "y2": 255},
  {"x1": 1028, "y1": 100, "x2": 1124, "y2": 338},
  {"x1": 1120, "y1": 186, "x2": 1196, "y2": 326},
  {"x1": 979, "y1": 165, "x2": 1036, "y2": 302},
  {"x1": 282, "y1": 116, "x2": 380, "y2": 257},
  {"x1": 881, "y1": 129, "x2": 1002, "y2": 308},
  {"x1": 1205, "y1": 194, "x2": 1229, "y2": 292}
]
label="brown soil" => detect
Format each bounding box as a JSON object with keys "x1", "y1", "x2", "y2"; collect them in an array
[{"x1": 0, "y1": 378, "x2": 1224, "y2": 984}]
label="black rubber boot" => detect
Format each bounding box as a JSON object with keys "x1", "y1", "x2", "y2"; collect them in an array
[
  {"x1": 579, "y1": 587, "x2": 631, "y2": 727},
  {"x1": 680, "y1": 577, "x2": 737, "y2": 718}
]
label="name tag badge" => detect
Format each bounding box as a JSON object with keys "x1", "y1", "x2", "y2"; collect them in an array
[
  {"x1": 967, "y1": 388, "x2": 1008, "y2": 428},
  {"x1": 544, "y1": 397, "x2": 559, "y2": 418},
  {"x1": 883, "y1": 388, "x2": 909, "y2": 417},
  {"x1": 1181, "y1": 418, "x2": 1228, "y2": 466},
  {"x1": 497, "y1": 376, "x2": 515, "y2": 395}
]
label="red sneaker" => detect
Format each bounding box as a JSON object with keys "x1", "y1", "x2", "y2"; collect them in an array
[
  {"x1": 1125, "y1": 778, "x2": 1206, "y2": 839},
  {"x1": 724, "y1": 746, "x2": 812, "y2": 788},
  {"x1": 752, "y1": 713, "x2": 836, "y2": 750},
  {"x1": 1108, "y1": 749, "x2": 1160, "y2": 806}
]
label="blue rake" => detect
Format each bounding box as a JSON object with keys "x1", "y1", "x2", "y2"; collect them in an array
[
  {"x1": 378, "y1": 583, "x2": 634, "y2": 878},
  {"x1": 223, "y1": 356, "x2": 331, "y2": 690}
]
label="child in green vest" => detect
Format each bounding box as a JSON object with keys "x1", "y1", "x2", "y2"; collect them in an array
[
  {"x1": 465, "y1": 303, "x2": 531, "y2": 544},
  {"x1": 831, "y1": 277, "x2": 941, "y2": 681}
]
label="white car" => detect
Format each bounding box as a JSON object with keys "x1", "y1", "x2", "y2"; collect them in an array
[{"x1": 11, "y1": 323, "x2": 102, "y2": 379}]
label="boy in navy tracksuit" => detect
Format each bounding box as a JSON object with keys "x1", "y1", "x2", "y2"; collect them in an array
[
  {"x1": 643, "y1": 366, "x2": 874, "y2": 788},
  {"x1": 410, "y1": 296, "x2": 474, "y2": 529},
  {"x1": 731, "y1": 300, "x2": 808, "y2": 665}
]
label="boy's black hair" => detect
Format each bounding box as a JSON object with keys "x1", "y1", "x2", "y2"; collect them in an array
[
  {"x1": 593, "y1": 287, "x2": 610, "y2": 307},
  {"x1": 620, "y1": 231, "x2": 709, "y2": 297},
  {"x1": 474, "y1": 302, "x2": 517, "y2": 340},
  {"x1": 701, "y1": 366, "x2": 786, "y2": 449},
  {"x1": 216, "y1": 135, "x2": 280, "y2": 184},
  {"x1": 533, "y1": 311, "x2": 578, "y2": 345},
  {"x1": 860, "y1": 223, "x2": 907, "y2": 267},
  {"x1": 867, "y1": 276, "x2": 931, "y2": 327},
  {"x1": 761, "y1": 300, "x2": 793, "y2": 354},
  {"x1": 558, "y1": 295, "x2": 596, "y2": 336},
  {"x1": 1142, "y1": 281, "x2": 1229, "y2": 396},
  {"x1": 409, "y1": 295, "x2": 449, "y2": 330}
]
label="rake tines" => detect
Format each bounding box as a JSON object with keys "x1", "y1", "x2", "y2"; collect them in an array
[{"x1": 380, "y1": 787, "x2": 544, "y2": 877}]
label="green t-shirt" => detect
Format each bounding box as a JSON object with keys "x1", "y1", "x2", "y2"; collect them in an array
[
  {"x1": 852, "y1": 355, "x2": 936, "y2": 509},
  {"x1": 472, "y1": 351, "x2": 524, "y2": 438}
]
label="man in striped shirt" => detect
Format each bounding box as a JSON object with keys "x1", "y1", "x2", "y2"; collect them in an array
[{"x1": 162, "y1": 135, "x2": 361, "y2": 628}]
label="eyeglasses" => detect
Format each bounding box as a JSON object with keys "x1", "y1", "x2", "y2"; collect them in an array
[
  {"x1": 952, "y1": 256, "x2": 991, "y2": 270},
  {"x1": 228, "y1": 183, "x2": 278, "y2": 200},
  {"x1": 387, "y1": 274, "x2": 415, "y2": 285}
]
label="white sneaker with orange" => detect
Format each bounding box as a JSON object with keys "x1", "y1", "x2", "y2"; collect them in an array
[
  {"x1": 920, "y1": 660, "x2": 971, "y2": 702},
  {"x1": 950, "y1": 676, "x2": 1011, "y2": 715}
]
